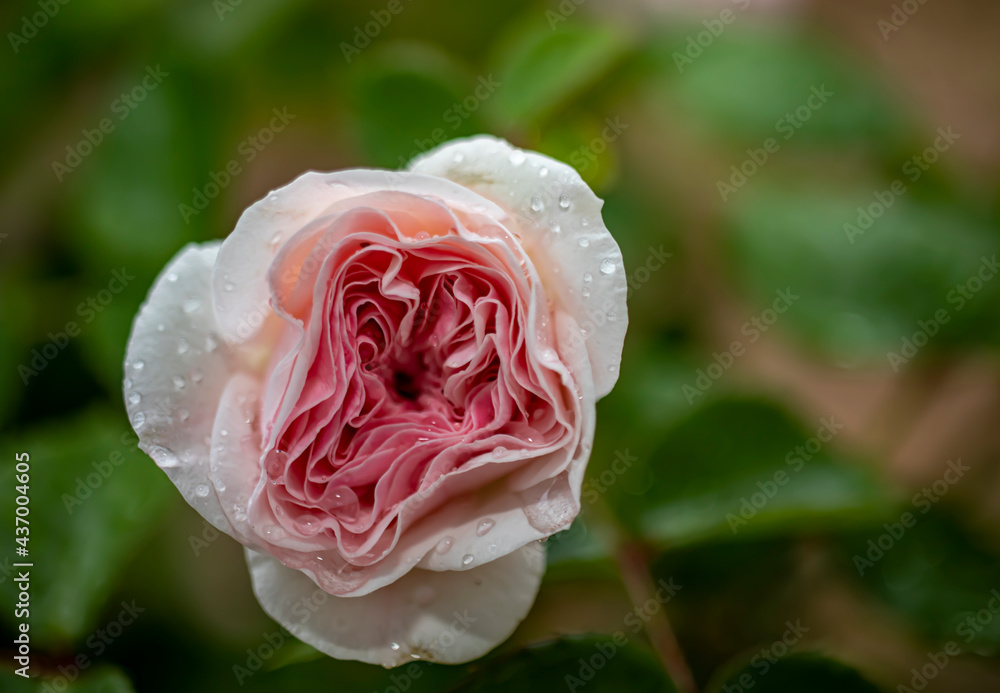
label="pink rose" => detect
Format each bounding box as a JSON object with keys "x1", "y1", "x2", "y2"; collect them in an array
[{"x1": 123, "y1": 136, "x2": 627, "y2": 666}]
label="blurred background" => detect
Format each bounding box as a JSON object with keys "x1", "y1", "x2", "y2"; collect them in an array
[{"x1": 2, "y1": 0, "x2": 1000, "y2": 690}]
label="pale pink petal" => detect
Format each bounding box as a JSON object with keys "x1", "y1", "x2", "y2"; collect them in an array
[
  {"x1": 123, "y1": 242, "x2": 235, "y2": 535},
  {"x1": 245, "y1": 542, "x2": 545, "y2": 667},
  {"x1": 408, "y1": 135, "x2": 628, "y2": 398}
]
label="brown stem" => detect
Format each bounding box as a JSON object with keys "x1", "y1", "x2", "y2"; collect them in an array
[{"x1": 615, "y1": 540, "x2": 698, "y2": 693}]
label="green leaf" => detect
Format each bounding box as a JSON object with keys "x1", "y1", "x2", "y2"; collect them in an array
[
  {"x1": 650, "y1": 24, "x2": 908, "y2": 149},
  {"x1": 709, "y1": 653, "x2": 881, "y2": 693},
  {"x1": 837, "y1": 512, "x2": 1000, "y2": 655},
  {"x1": 351, "y1": 42, "x2": 485, "y2": 168},
  {"x1": 489, "y1": 21, "x2": 630, "y2": 128},
  {"x1": 723, "y1": 180, "x2": 1000, "y2": 361},
  {"x1": 0, "y1": 409, "x2": 174, "y2": 647},
  {"x1": 451, "y1": 636, "x2": 677, "y2": 692},
  {"x1": 609, "y1": 398, "x2": 893, "y2": 547}
]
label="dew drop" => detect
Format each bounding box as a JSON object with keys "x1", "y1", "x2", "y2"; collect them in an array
[
  {"x1": 166, "y1": 272, "x2": 178, "y2": 282},
  {"x1": 179, "y1": 409, "x2": 190, "y2": 422},
  {"x1": 550, "y1": 223, "x2": 561, "y2": 235},
  {"x1": 194, "y1": 484, "x2": 210, "y2": 498},
  {"x1": 607, "y1": 310, "x2": 617, "y2": 322},
  {"x1": 509, "y1": 150, "x2": 526, "y2": 165},
  {"x1": 183, "y1": 298, "x2": 202, "y2": 314},
  {"x1": 608, "y1": 364, "x2": 618, "y2": 372},
  {"x1": 270, "y1": 232, "x2": 282, "y2": 247},
  {"x1": 581, "y1": 218, "x2": 590, "y2": 228},
  {"x1": 539, "y1": 166, "x2": 549, "y2": 177},
  {"x1": 133, "y1": 360, "x2": 145, "y2": 371},
  {"x1": 541, "y1": 348, "x2": 558, "y2": 362},
  {"x1": 206, "y1": 335, "x2": 219, "y2": 352},
  {"x1": 583, "y1": 272, "x2": 592, "y2": 283},
  {"x1": 149, "y1": 445, "x2": 179, "y2": 468},
  {"x1": 414, "y1": 230, "x2": 430, "y2": 241},
  {"x1": 390, "y1": 642, "x2": 401, "y2": 651},
  {"x1": 132, "y1": 412, "x2": 145, "y2": 428},
  {"x1": 124, "y1": 377, "x2": 133, "y2": 389},
  {"x1": 192, "y1": 369, "x2": 203, "y2": 384},
  {"x1": 492, "y1": 446, "x2": 507, "y2": 458},
  {"x1": 172, "y1": 375, "x2": 186, "y2": 390},
  {"x1": 476, "y1": 518, "x2": 495, "y2": 536},
  {"x1": 224, "y1": 283, "x2": 234, "y2": 292},
  {"x1": 558, "y1": 194, "x2": 571, "y2": 210},
  {"x1": 453, "y1": 152, "x2": 465, "y2": 163},
  {"x1": 128, "y1": 392, "x2": 141, "y2": 405},
  {"x1": 462, "y1": 554, "x2": 474, "y2": 566},
  {"x1": 177, "y1": 338, "x2": 189, "y2": 354},
  {"x1": 600, "y1": 258, "x2": 616, "y2": 275},
  {"x1": 215, "y1": 479, "x2": 226, "y2": 492},
  {"x1": 578, "y1": 237, "x2": 589, "y2": 248},
  {"x1": 263, "y1": 525, "x2": 286, "y2": 540},
  {"x1": 435, "y1": 536, "x2": 454, "y2": 554},
  {"x1": 529, "y1": 196, "x2": 544, "y2": 213},
  {"x1": 487, "y1": 543, "x2": 498, "y2": 554},
  {"x1": 582, "y1": 287, "x2": 591, "y2": 298}
]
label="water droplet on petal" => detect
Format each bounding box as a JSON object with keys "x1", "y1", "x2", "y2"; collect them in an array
[
  {"x1": 128, "y1": 392, "x2": 141, "y2": 405},
  {"x1": 476, "y1": 519, "x2": 495, "y2": 536},
  {"x1": 263, "y1": 525, "x2": 286, "y2": 540},
  {"x1": 133, "y1": 360, "x2": 145, "y2": 371},
  {"x1": 132, "y1": 412, "x2": 145, "y2": 428},
  {"x1": 541, "y1": 348, "x2": 558, "y2": 362},
  {"x1": 492, "y1": 446, "x2": 507, "y2": 459},
  {"x1": 172, "y1": 375, "x2": 186, "y2": 390},
  {"x1": 539, "y1": 166, "x2": 549, "y2": 177},
  {"x1": 607, "y1": 310, "x2": 617, "y2": 322},
  {"x1": 582, "y1": 287, "x2": 591, "y2": 298},
  {"x1": 435, "y1": 536, "x2": 454, "y2": 554},
  {"x1": 179, "y1": 409, "x2": 190, "y2": 422},
  {"x1": 390, "y1": 642, "x2": 401, "y2": 651},
  {"x1": 224, "y1": 283, "x2": 234, "y2": 292},
  {"x1": 578, "y1": 237, "x2": 589, "y2": 248},
  {"x1": 509, "y1": 150, "x2": 526, "y2": 165},
  {"x1": 462, "y1": 554, "x2": 474, "y2": 566},
  {"x1": 270, "y1": 233, "x2": 282, "y2": 247},
  {"x1": 559, "y1": 194, "x2": 571, "y2": 210},
  {"x1": 600, "y1": 258, "x2": 616, "y2": 275},
  {"x1": 583, "y1": 272, "x2": 592, "y2": 283},
  {"x1": 206, "y1": 335, "x2": 219, "y2": 352},
  {"x1": 183, "y1": 298, "x2": 202, "y2": 314},
  {"x1": 149, "y1": 445, "x2": 179, "y2": 468},
  {"x1": 178, "y1": 339, "x2": 189, "y2": 354},
  {"x1": 195, "y1": 484, "x2": 210, "y2": 498},
  {"x1": 124, "y1": 378, "x2": 133, "y2": 389},
  {"x1": 530, "y1": 196, "x2": 544, "y2": 213},
  {"x1": 453, "y1": 152, "x2": 464, "y2": 163},
  {"x1": 192, "y1": 369, "x2": 203, "y2": 384},
  {"x1": 550, "y1": 223, "x2": 561, "y2": 235}
]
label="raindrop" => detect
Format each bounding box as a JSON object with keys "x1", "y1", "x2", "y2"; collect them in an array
[
  {"x1": 128, "y1": 392, "x2": 141, "y2": 405},
  {"x1": 550, "y1": 223, "x2": 561, "y2": 235},
  {"x1": 476, "y1": 519, "x2": 495, "y2": 536},
  {"x1": 492, "y1": 446, "x2": 507, "y2": 458},
  {"x1": 509, "y1": 150, "x2": 526, "y2": 165},
  {"x1": 583, "y1": 272, "x2": 592, "y2": 283},
  {"x1": 172, "y1": 375, "x2": 186, "y2": 390},
  {"x1": 192, "y1": 369, "x2": 203, "y2": 384},
  {"x1": 166, "y1": 272, "x2": 178, "y2": 282},
  {"x1": 224, "y1": 283, "x2": 234, "y2": 292},
  {"x1": 435, "y1": 536, "x2": 454, "y2": 554},
  {"x1": 270, "y1": 233, "x2": 281, "y2": 247},
  {"x1": 608, "y1": 364, "x2": 618, "y2": 372},
  {"x1": 132, "y1": 412, "x2": 146, "y2": 428},
  {"x1": 453, "y1": 153, "x2": 465, "y2": 163},
  {"x1": 414, "y1": 230, "x2": 430, "y2": 241},
  {"x1": 149, "y1": 445, "x2": 179, "y2": 468},
  {"x1": 462, "y1": 554, "x2": 474, "y2": 566},
  {"x1": 600, "y1": 258, "x2": 616, "y2": 275},
  {"x1": 215, "y1": 479, "x2": 227, "y2": 492},
  {"x1": 541, "y1": 348, "x2": 558, "y2": 362},
  {"x1": 578, "y1": 237, "x2": 589, "y2": 248},
  {"x1": 487, "y1": 543, "x2": 498, "y2": 554},
  {"x1": 539, "y1": 167, "x2": 549, "y2": 177},
  {"x1": 124, "y1": 378, "x2": 133, "y2": 389},
  {"x1": 263, "y1": 525, "x2": 286, "y2": 540},
  {"x1": 183, "y1": 298, "x2": 202, "y2": 314},
  {"x1": 529, "y1": 196, "x2": 544, "y2": 213},
  {"x1": 206, "y1": 335, "x2": 219, "y2": 352},
  {"x1": 558, "y1": 194, "x2": 571, "y2": 210},
  {"x1": 607, "y1": 310, "x2": 617, "y2": 322},
  {"x1": 390, "y1": 642, "x2": 401, "y2": 651},
  {"x1": 178, "y1": 339, "x2": 189, "y2": 354},
  {"x1": 194, "y1": 484, "x2": 210, "y2": 498},
  {"x1": 179, "y1": 409, "x2": 190, "y2": 422},
  {"x1": 582, "y1": 288, "x2": 591, "y2": 298},
  {"x1": 133, "y1": 360, "x2": 145, "y2": 371}
]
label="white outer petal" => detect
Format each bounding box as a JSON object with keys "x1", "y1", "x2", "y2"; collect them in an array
[
  {"x1": 123, "y1": 242, "x2": 234, "y2": 535},
  {"x1": 408, "y1": 135, "x2": 628, "y2": 398},
  {"x1": 245, "y1": 543, "x2": 545, "y2": 667}
]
